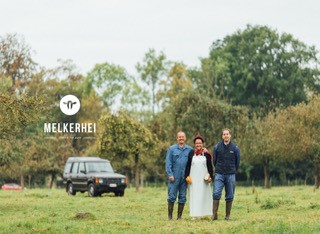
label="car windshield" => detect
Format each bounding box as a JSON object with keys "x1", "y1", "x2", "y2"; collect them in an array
[{"x1": 85, "y1": 162, "x2": 114, "y2": 173}]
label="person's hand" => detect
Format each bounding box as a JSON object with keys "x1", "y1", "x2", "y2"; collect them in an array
[
  {"x1": 186, "y1": 176, "x2": 192, "y2": 184},
  {"x1": 203, "y1": 147, "x2": 209, "y2": 153},
  {"x1": 169, "y1": 176, "x2": 174, "y2": 183},
  {"x1": 204, "y1": 174, "x2": 211, "y2": 183}
]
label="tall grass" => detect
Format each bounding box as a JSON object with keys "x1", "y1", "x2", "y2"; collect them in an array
[{"x1": 0, "y1": 186, "x2": 319, "y2": 233}]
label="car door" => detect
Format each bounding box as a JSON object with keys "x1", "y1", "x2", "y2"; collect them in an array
[
  {"x1": 70, "y1": 162, "x2": 80, "y2": 190},
  {"x1": 77, "y1": 162, "x2": 87, "y2": 191}
]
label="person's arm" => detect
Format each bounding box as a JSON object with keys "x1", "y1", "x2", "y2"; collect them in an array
[
  {"x1": 165, "y1": 147, "x2": 174, "y2": 180},
  {"x1": 185, "y1": 150, "x2": 194, "y2": 178},
  {"x1": 235, "y1": 145, "x2": 240, "y2": 171},
  {"x1": 213, "y1": 144, "x2": 218, "y2": 167},
  {"x1": 205, "y1": 153, "x2": 214, "y2": 180}
]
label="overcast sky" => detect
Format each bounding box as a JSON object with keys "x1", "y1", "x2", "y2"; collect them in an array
[{"x1": 1, "y1": 0, "x2": 319, "y2": 75}]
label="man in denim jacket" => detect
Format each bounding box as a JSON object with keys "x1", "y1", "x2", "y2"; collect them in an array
[{"x1": 165, "y1": 131, "x2": 192, "y2": 220}]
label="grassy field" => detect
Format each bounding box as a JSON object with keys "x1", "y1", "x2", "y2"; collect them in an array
[{"x1": 0, "y1": 185, "x2": 319, "y2": 234}]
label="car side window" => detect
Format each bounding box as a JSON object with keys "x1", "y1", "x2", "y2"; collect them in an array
[
  {"x1": 64, "y1": 162, "x2": 72, "y2": 174},
  {"x1": 86, "y1": 163, "x2": 94, "y2": 173},
  {"x1": 71, "y1": 162, "x2": 79, "y2": 174},
  {"x1": 79, "y1": 162, "x2": 85, "y2": 173}
]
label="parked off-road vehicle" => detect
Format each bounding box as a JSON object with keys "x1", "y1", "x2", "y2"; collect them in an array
[{"x1": 63, "y1": 157, "x2": 127, "y2": 197}]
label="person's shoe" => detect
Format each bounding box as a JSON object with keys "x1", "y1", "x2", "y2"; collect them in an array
[
  {"x1": 211, "y1": 199, "x2": 219, "y2": 220},
  {"x1": 168, "y1": 202, "x2": 174, "y2": 220},
  {"x1": 225, "y1": 200, "x2": 233, "y2": 220},
  {"x1": 177, "y1": 203, "x2": 185, "y2": 220}
]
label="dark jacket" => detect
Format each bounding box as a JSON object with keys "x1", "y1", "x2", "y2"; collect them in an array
[
  {"x1": 185, "y1": 150, "x2": 214, "y2": 180},
  {"x1": 213, "y1": 141, "x2": 240, "y2": 175}
]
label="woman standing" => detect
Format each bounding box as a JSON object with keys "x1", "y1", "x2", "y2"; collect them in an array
[{"x1": 185, "y1": 134, "x2": 214, "y2": 218}]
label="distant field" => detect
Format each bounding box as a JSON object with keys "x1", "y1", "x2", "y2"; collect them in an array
[{"x1": 0, "y1": 186, "x2": 319, "y2": 233}]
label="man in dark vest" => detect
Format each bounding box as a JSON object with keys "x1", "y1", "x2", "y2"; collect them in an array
[{"x1": 212, "y1": 128, "x2": 240, "y2": 220}]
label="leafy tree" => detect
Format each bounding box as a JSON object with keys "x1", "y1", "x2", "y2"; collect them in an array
[
  {"x1": 0, "y1": 93, "x2": 45, "y2": 141},
  {"x1": 188, "y1": 58, "x2": 221, "y2": 99},
  {"x1": 1, "y1": 62, "x2": 101, "y2": 187},
  {"x1": 157, "y1": 62, "x2": 193, "y2": 107},
  {"x1": 0, "y1": 76, "x2": 12, "y2": 93},
  {"x1": 241, "y1": 116, "x2": 280, "y2": 188},
  {"x1": 268, "y1": 96, "x2": 320, "y2": 188},
  {"x1": 207, "y1": 25, "x2": 320, "y2": 115},
  {"x1": 0, "y1": 33, "x2": 36, "y2": 93},
  {"x1": 136, "y1": 49, "x2": 168, "y2": 115},
  {"x1": 0, "y1": 93, "x2": 45, "y2": 187},
  {"x1": 23, "y1": 133, "x2": 76, "y2": 188},
  {"x1": 46, "y1": 59, "x2": 81, "y2": 81},
  {"x1": 159, "y1": 89, "x2": 249, "y2": 147},
  {"x1": 84, "y1": 62, "x2": 129, "y2": 109},
  {"x1": 97, "y1": 111, "x2": 157, "y2": 191},
  {"x1": 0, "y1": 139, "x2": 23, "y2": 169},
  {"x1": 84, "y1": 62, "x2": 152, "y2": 121},
  {"x1": 120, "y1": 79, "x2": 151, "y2": 122},
  {"x1": 0, "y1": 34, "x2": 43, "y2": 186},
  {"x1": 243, "y1": 95, "x2": 320, "y2": 188},
  {"x1": 28, "y1": 64, "x2": 95, "y2": 156}
]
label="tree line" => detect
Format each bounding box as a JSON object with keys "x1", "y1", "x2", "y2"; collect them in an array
[{"x1": 1, "y1": 25, "x2": 320, "y2": 190}]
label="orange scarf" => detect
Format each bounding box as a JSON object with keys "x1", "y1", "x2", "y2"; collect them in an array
[{"x1": 194, "y1": 148, "x2": 213, "y2": 160}]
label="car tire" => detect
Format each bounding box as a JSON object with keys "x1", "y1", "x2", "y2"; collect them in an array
[
  {"x1": 88, "y1": 183, "x2": 97, "y2": 197},
  {"x1": 67, "y1": 183, "x2": 76, "y2": 196},
  {"x1": 115, "y1": 190, "x2": 124, "y2": 197}
]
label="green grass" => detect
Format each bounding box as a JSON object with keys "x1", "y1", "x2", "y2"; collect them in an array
[{"x1": 0, "y1": 186, "x2": 319, "y2": 233}]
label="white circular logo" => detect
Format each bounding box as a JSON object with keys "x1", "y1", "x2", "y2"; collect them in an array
[{"x1": 60, "y1": 95, "x2": 80, "y2": 115}]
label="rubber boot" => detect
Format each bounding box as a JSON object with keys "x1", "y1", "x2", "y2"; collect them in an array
[
  {"x1": 211, "y1": 199, "x2": 219, "y2": 220},
  {"x1": 177, "y1": 203, "x2": 184, "y2": 220},
  {"x1": 225, "y1": 200, "x2": 233, "y2": 220},
  {"x1": 168, "y1": 202, "x2": 174, "y2": 220}
]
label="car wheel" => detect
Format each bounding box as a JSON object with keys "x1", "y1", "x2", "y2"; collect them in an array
[
  {"x1": 67, "y1": 183, "x2": 76, "y2": 196},
  {"x1": 88, "y1": 183, "x2": 97, "y2": 197},
  {"x1": 115, "y1": 190, "x2": 124, "y2": 197}
]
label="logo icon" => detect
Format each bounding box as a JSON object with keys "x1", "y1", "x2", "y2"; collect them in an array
[{"x1": 60, "y1": 95, "x2": 80, "y2": 115}]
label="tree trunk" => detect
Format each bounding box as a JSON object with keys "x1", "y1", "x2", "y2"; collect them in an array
[
  {"x1": 28, "y1": 175, "x2": 31, "y2": 189},
  {"x1": 252, "y1": 180, "x2": 256, "y2": 194},
  {"x1": 125, "y1": 172, "x2": 130, "y2": 188},
  {"x1": 49, "y1": 173, "x2": 55, "y2": 189},
  {"x1": 140, "y1": 170, "x2": 144, "y2": 188},
  {"x1": 315, "y1": 174, "x2": 320, "y2": 189},
  {"x1": 263, "y1": 161, "x2": 271, "y2": 189},
  {"x1": 20, "y1": 175, "x2": 25, "y2": 189},
  {"x1": 304, "y1": 174, "x2": 307, "y2": 186},
  {"x1": 134, "y1": 153, "x2": 140, "y2": 192},
  {"x1": 314, "y1": 163, "x2": 320, "y2": 189}
]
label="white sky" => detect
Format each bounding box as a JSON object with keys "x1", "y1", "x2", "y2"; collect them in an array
[{"x1": 1, "y1": 0, "x2": 319, "y2": 76}]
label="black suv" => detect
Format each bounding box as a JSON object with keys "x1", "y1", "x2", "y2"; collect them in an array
[{"x1": 63, "y1": 157, "x2": 127, "y2": 197}]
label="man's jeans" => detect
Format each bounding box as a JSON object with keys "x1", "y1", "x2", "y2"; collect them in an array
[
  {"x1": 167, "y1": 177, "x2": 187, "y2": 204},
  {"x1": 213, "y1": 173, "x2": 235, "y2": 201}
]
